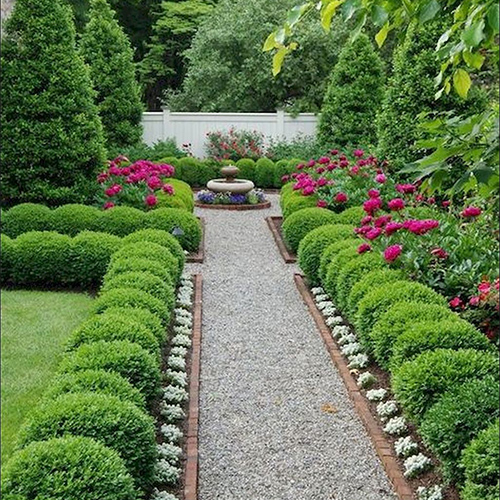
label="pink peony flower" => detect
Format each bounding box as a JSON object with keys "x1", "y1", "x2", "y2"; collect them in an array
[
  {"x1": 307, "y1": 160, "x2": 316, "y2": 168},
  {"x1": 366, "y1": 227, "x2": 383, "y2": 240},
  {"x1": 350, "y1": 166, "x2": 360, "y2": 175},
  {"x1": 449, "y1": 297, "x2": 463, "y2": 308},
  {"x1": 318, "y1": 156, "x2": 330, "y2": 164},
  {"x1": 375, "y1": 173, "x2": 387, "y2": 184},
  {"x1": 396, "y1": 183, "x2": 416, "y2": 194},
  {"x1": 326, "y1": 163, "x2": 336, "y2": 171},
  {"x1": 147, "y1": 176, "x2": 162, "y2": 190},
  {"x1": 302, "y1": 185, "x2": 315, "y2": 196},
  {"x1": 469, "y1": 296, "x2": 480, "y2": 306},
  {"x1": 103, "y1": 201, "x2": 115, "y2": 210},
  {"x1": 478, "y1": 282, "x2": 491, "y2": 294},
  {"x1": 427, "y1": 197, "x2": 436, "y2": 204},
  {"x1": 281, "y1": 175, "x2": 290, "y2": 183},
  {"x1": 162, "y1": 184, "x2": 175, "y2": 195},
  {"x1": 363, "y1": 197, "x2": 382, "y2": 215},
  {"x1": 357, "y1": 243, "x2": 372, "y2": 254},
  {"x1": 339, "y1": 160, "x2": 349, "y2": 168},
  {"x1": 361, "y1": 215, "x2": 373, "y2": 225},
  {"x1": 461, "y1": 206, "x2": 482, "y2": 218},
  {"x1": 430, "y1": 247, "x2": 449, "y2": 259},
  {"x1": 384, "y1": 244, "x2": 403, "y2": 262},
  {"x1": 334, "y1": 192, "x2": 348, "y2": 203},
  {"x1": 317, "y1": 200, "x2": 328, "y2": 208},
  {"x1": 442, "y1": 200, "x2": 451, "y2": 208},
  {"x1": 145, "y1": 194, "x2": 157, "y2": 207},
  {"x1": 108, "y1": 165, "x2": 121, "y2": 176},
  {"x1": 385, "y1": 222, "x2": 404, "y2": 236},
  {"x1": 330, "y1": 149, "x2": 339, "y2": 155},
  {"x1": 297, "y1": 163, "x2": 305, "y2": 170},
  {"x1": 415, "y1": 194, "x2": 425, "y2": 202},
  {"x1": 97, "y1": 173, "x2": 109, "y2": 183},
  {"x1": 388, "y1": 198, "x2": 405, "y2": 211},
  {"x1": 403, "y1": 219, "x2": 439, "y2": 235},
  {"x1": 374, "y1": 215, "x2": 392, "y2": 227},
  {"x1": 317, "y1": 177, "x2": 328, "y2": 187},
  {"x1": 367, "y1": 189, "x2": 380, "y2": 199},
  {"x1": 353, "y1": 149, "x2": 364, "y2": 158},
  {"x1": 315, "y1": 166, "x2": 325, "y2": 174}
]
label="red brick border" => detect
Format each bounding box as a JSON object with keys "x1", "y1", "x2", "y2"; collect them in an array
[
  {"x1": 194, "y1": 200, "x2": 271, "y2": 211},
  {"x1": 187, "y1": 218, "x2": 205, "y2": 263},
  {"x1": 184, "y1": 274, "x2": 203, "y2": 500},
  {"x1": 294, "y1": 274, "x2": 414, "y2": 500},
  {"x1": 265, "y1": 216, "x2": 297, "y2": 263}
]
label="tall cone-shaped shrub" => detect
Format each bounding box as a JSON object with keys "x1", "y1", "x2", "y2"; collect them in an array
[
  {"x1": 318, "y1": 33, "x2": 385, "y2": 150},
  {"x1": 80, "y1": 0, "x2": 143, "y2": 153},
  {"x1": 0, "y1": 0, "x2": 106, "y2": 206}
]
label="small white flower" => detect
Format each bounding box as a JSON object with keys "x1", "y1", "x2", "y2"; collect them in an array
[
  {"x1": 366, "y1": 388, "x2": 387, "y2": 401},
  {"x1": 173, "y1": 325, "x2": 192, "y2": 336},
  {"x1": 151, "y1": 489, "x2": 179, "y2": 500},
  {"x1": 347, "y1": 353, "x2": 369, "y2": 369},
  {"x1": 164, "y1": 369, "x2": 188, "y2": 387},
  {"x1": 174, "y1": 308, "x2": 192, "y2": 319},
  {"x1": 180, "y1": 273, "x2": 191, "y2": 281},
  {"x1": 341, "y1": 342, "x2": 363, "y2": 356},
  {"x1": 311, "y1": 287, "x2": 325, "y2": 296},
  {"x1": 338, "y1": 333, "x2": 357, "y2": 346},
  {"x1": 325, "y1": 316, "x2": 343, "y2": 327},
  {"x1": 163, "y1": 385, "x2": 188, "y2": 404},
  {"x1": 404, "y1": 453, "x2": 432, "y2": 478},
  {"x1": 170, "y1": 346, "x2": 188, "y2": 357},
  {"x1": 417, "y1": 485, "x2": 443, "y2": 500},
  {"x1": 175, "y1": 315, "x2": 192, "y2": 327},
  {"x1": 157, "y1": 442, "x2": 182, "y2": 462},
  {"x1": 357, "y1": 371, "x2": 376, "y2": 388},
  {"x1": 376, "y1": 400, "x2": 399, "y2": 420},
  {"x1": 314, "y1": 293, "x2": 329, "y2": 302},
  {"x1": 156, "y1": 458, "x2": 181, "y2": 484},
  {"x1": 161, "y1": 424, "x2": 183, "y2": 442},
  {"x1": 394, "y1": 436, "x2": 419, "y2": 458},
  {"x1": 168, "y1": 355, "x2": 186, "y2": 371},
  {"x1": 383, "y1": 416, "x2": 407, "y2": 436},
  {"x1": 317, "y1": 300, "x2": 334, "y2": 311},
  {"x1": 160, "y1": 399, "x2": 186, "y2": 419},
  {"x1": 321, "y1": 305, "x2": 338, "y2": 316},
  {"x1": 331, "y1": 325, "x2": 350, "y2": 338},
  {"x1": 171, "y1": 334, "x2": 191, "y2": 347}
]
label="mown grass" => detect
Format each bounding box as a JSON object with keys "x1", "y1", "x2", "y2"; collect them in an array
[{"x1": 1, "y1": 290, "x2": 93, "y2": 466}]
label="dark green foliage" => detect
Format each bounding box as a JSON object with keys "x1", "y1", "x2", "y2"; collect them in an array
[
  {"x1": 318, "y1": 34, "x2": 385, "y2": 149},
  {"x1": 79, "y1": 0, "x2": 143, "y2": 151},
  {"x1": 236, "y1": 159, "x2": 256, "y2": 184},
  {"x1": 67, "y1": 310, "x2": 161, "y2": 355},
  {"x1": 44, "y1": 369, "x2": 146, "y2": 408},
  {"x1": 255, "y1": 158, "x2": 275, "y2": 188},
  {"x1": 369, "y1": 302, "x2": 458, "y2": 369},
  {"x1": 101, "y1": 271, "x2": 175, "y2": 312},
  {"x1": 178, "y1": 157, "x2": 203, "y2": 186},
  {"x1": 335, "y1": 206, "x2": 364, "y2": 225},
  {"x1": 70, "y1": 231, "x2": 122, "y2": 287},
  {"x1": 390, "y1": 320, "x2": 493, "y2": 370},
  {"x1": 0, "y1": 0, "x2": 106, "y2": 206},
  {"x1": 420, "y1": 377, "x2": 499, "y2": 483},
  {"x1": 17, "y1": 392, "x2": 157, "y2": 489},
  {"x1": 2, "y1": 204, "x2": 53, "y2": 237},
  {"x1": 93, "y1": 288, "x2": 170, "y2": 326},
  {"x1": 105, "y1": 257, "x2": 174, "y2": 285},
  {"x1": 460, "y1": 420, "x2": 500, "y2": 500},
  {"x1": 145, "y1": 208, "x2": 202, "y2": 252},
  {"x1": 273, "y1": 159, "x2": 295, "y2": 188},
  {"x1": 282, "y1": 207, "x2": 338, "y2": 253},
  {"x1": 1, "y1": 436, "x2": 137, "y2": 500},
  {"x1": 1, "y1": 235, "x2": 13, "y2": 284},
  {"x1": 156, "y1": 178, "x2": 194, "y2": 212},
  {"x1": 318, "y1": 239, "x2": 359, "y2": 284},
  {"x1": 392, "y1": 349, "x2": 499, "y2": 423},
  {"x1": 51, "y1": 205, "x2": 102, "y2": 236},
  {"x1": 297, "y1": 224, "x2": 355, "y2": 286},
  {"x1": 10, "y1": 232, "x2": 72, "y2": 286},
  {"x1": 112, "y1": 141, "x2": 185, "y2": 163},
  {"x1": 282, "y1": 192, "x2": 319, "y2": 219},
  {"x1": 354, "y1": 280, "x2": 447, "y2": 345},
  {"x1": 93, "y1": 207, "x2": 146, "y2": 237},
  {"x1": 324, "y1": 247, "x2": 360, "y2": 302},
  {"x1": 60, "y1": 340, "x2": 161, "y2": 403},
  {"x1": 123, "y1": 229, "x2": 186, "y2": 269}
]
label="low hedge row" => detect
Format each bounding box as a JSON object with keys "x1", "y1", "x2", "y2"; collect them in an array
[
  {"x1": 287, "y1": 197, "x2": 499, "y2": 493},
  {"x1": 2, "y1": 204, "x2": 201, "y2": 251},
  {"x1": 3, "y1": 229, "x2": 186, "y2": 496}
]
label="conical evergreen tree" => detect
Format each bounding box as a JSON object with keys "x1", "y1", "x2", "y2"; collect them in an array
[
  {"x1": 80, "y1": 0, "x2": 143, "y2": 152},
  {"x1": 0, "y1": 0, "x2": 106, "y2": 206},
  {"x1": 318, "y1": 33, "x2": 385, "y2": 149}
]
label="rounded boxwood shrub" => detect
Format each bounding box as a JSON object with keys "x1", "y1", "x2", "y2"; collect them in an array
[
  {"x1": 93, "y1": 288, "x2": 170, "y2": 326},
  {"x1": 60, "y1": 340, "x2": 161, "y2": 403},
  {"x1": 318, "y1": 239, "x2": 359, "y2": 284},
  {"x1": 347, "y1": 268, "x2": 406, "y2": 319},
  {"x1": 1, "y1": 436, "x2": 137, "y2": 500},
  {"x1": 335, "y1": 206, "x2": 364, "y2": 225},
  {"x1": 51, "y1": 204, "x2": 102, "y2": 236},
  {"x1": 282, "y1": 192, "x2": 319, "y2": 219},
  {"x1": 123, "y1": 229, "x2": 185, "y2": 269},
  {"x1": 420, "y1": 376, "x2": 499, "y2": 483},
  {"x1": 1, "y1": 234, "x2": 13, "y2": 284},
  {"x1": 236, "y1": 158, "x2": 256, "y2": 184},
  {"x1": 354, "y1": 281, "x2": 447, "y2": 347},
  {"x1": 2, "y1": 203, "x2": 53, "y2": 237},
  {"x1": 460, "y1": 420, "x2": 499, "y2": 500},
  {"x1": 17, "y1": 392, "x2": 157, "y2": 490},
  {"x1": 324, "y1": 246, "x2": 360, "y2": 302},
  {"x1": 369, "y1": 302, "x2": 458, "y2": 369},
  {"x1": 145, "y1": 208, "x2": 201, "y2": 252},
  {"x1": 280, "y1": 182, "x2": 295, "y2": 208},
  {"x1": 10, "y1": 231, "x2": 73, "y2": 285},
  {"x1": 67, "y1": 311, "x2": 161, "y2": 355},
  {"x1": 392, "y1": 348, "x2": 499, "y2": 423},
  {"x1": 102, "y1": 307, "x2": 164, "y2": 344},
  {"x1": 282, "y1": 207, "x2": 338, "y2": 253},
  {"x1": 255, "y1": 158, "x2": 275, "y2": 188},
  {"x1": 93, "y1": 206, "x2": 146, "y2": 237},
  {"x1": 390, "y1": 319, "x2": 493, "y2": 370},
  {"x1": 111, "y1": 241, "x2": 180, "y2": 282},
  {"x1": 178, "y1": 157, "x2": 202, "y2": 186},
  {"x1": 105, "y1": 256, "x2": 174, "y2": 286},
  {"x1": 298, "y1": 224, "x2": 355, "y2": 286},
  {"x1": 274, "y1": 159, "x2": 294, "y2": 187},
  {"x1": 156, "y1": 178, "x2": 194, "y2": 212},
  {"x1": 44, "y1": 369, "x2": 146, "y2": 408},
  {"x1": 70, "y1": 231, "x2": 122, "y2": 287}
]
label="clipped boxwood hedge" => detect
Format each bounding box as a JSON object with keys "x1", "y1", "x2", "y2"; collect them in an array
[
  {"x1": 368, "y1": 302, "x2": 458, "y2": 370},
  {"x1": 282, "y1": 207, "x2": 338, "y2": 253},
  {"x1": 177, "y1": 157, "x2": 202, "y2": 186},
  {"x1": 392, "y1": 348, "x2": 499, "y2": 423},
  {"x1": 17, "y1": 392, "x2": 157, "y2": 490},
  {"x1": 44, "y1": 369, "x2": 146, "y2": 409},
  {"x1": 282, "y1": 192, "x2": 319, "y2": 219},
  {"x1": 93, "y1": 206, "x2": 145, "y2": 237},
  {"x1": 236, "y1": 158, "x2": 256, "y2": 184},
  {"x1": 255, "y1": 158, "x2": 275, "y2": 188},
  {"x1": 390, "y1": 319, "x2": 493, "y2": 370},
  {"x1": 460, "y1": 420, "x2": 500, "y2": 500},
  {"x1": 1, "y1": 436, "x2": 137, "y2": 500},
  {"x1": 60, "y1": 340, "x2": 161, "y2": 403},
  {"x1": 2, "y1": 203, "x2": 53, "y2": 237},
  {"x1": 323, "y1": 246, "x2": 360, "y2": 302},
  {"x1": 318, "y1": 239, "x2": 359, "y2": 284},
  {"x1": 51, "y1": 204, "x2": 102, "y2": 236},
  {"x1": 273, "y1": 159, "x2": 294, "y2": 188},
  {"x1": 105, "y1": 256, "x2": 174, "y2": 286},
  {"x1": 1, "y1": 234, "x2": 13, "y2": 284},
  {"x1": 298, "y1": 224, "x2": 355, "y2": 286},
  {"x1": 420, "y1": 376, "x2": 499, "y2": 483},
  {"x1": 155, "y1": 178, "x2": 194, "y2": 212},
  {"x1": 335, "y1": 206, "x2": 364, "y2": 225}
]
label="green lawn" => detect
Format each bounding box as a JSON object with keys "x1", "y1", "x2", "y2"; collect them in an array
[{"x1": 1, "y1": 290, "x2": 93, "y2": 466}]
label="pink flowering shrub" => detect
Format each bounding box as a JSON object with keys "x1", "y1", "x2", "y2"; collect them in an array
[
  {"x1": 205, "y1": 127, "x2": 265, "y2": 161},
  {"x1": 97, "y1": 155, "x2": 175, "y2": 210}
]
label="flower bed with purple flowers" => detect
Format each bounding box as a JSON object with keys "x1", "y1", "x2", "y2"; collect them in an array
[{"x1": 195, "y1": 189, "x2": 270, "y2": 210}]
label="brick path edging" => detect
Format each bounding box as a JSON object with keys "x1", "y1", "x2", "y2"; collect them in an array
[
  {"x1": 265, "y1": 216, "x2": 297, "y2": 263},
  {"x1": 294, "y1": 274, "x2": 414, "y2": 500},
  {"x1": 184, "y1": 274, "x2": 203, "y2": 500}
]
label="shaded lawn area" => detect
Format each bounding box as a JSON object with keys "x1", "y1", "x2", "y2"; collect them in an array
[{"x1": 1, "y1": 290, "x2": 93, "y2": 466}]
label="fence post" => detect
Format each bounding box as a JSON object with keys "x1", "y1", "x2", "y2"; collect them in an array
[
  {"x1": 276, "y1": 108, "x2": 285, "y2": 137},
  {"x1": 161, "y1": 106, "x2": 171, "y2": 140}
]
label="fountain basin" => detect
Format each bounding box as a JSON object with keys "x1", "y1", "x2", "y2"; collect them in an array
[{"x1": 207, "y1": 178, "x2": 255, "y2": 194}]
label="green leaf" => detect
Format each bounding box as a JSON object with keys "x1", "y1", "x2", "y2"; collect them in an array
[
  {"x1": 275, "y1": 27, "x2": 286, "y2": 45},
  {"x1": 263, "y1": 32, "x2": 277, "y2": 52},
  {"x1": 462, "y1": 49, "x2": 485, "y2": 69},
  {"x1": 462, "y1": 19, "x2": 485, "y2": 47},
  {"x1": 272, "y1": 47, "x2": 287, "y2": 76},
  {"x1": 342, "y1": 0, "x2": 361, "y2": 21},
  {"x1": 321, "y1": 0, "x2": 344, "y2": 31},
  {"x1": 375, "y1": 22, "x2": 390, "y2": 47},
  {"x1": 487, "y1": 4, "x2": 499, "y2": 33},
  {"x1": 419, "y1": 0, "x2": 440, "y2": 23},
  {"x1": 453, "y1": 68, "x2": 472, "y2": 98},
  {"x1": 371, "y1": 5, "x2": 388, "y2": 26},
  {"x1": 287, "y1": 5, "x2": 303, "y2": 26}
]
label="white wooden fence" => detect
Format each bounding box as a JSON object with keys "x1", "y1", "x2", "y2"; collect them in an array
[{"x1": 142, "y1": 108, "x2": 318, "y2": 158}]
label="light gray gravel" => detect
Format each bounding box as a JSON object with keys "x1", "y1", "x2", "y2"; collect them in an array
[{"x1": 187, "y1": 194, "x2": 397, "y2": 500}]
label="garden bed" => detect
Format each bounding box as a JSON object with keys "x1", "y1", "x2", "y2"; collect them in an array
[
  {"x1": 265, "y1": 216, "x2": 296, "y2": 263},
  {"x1": 194, "y1": 200, "x2": 271, "y2": 211}
]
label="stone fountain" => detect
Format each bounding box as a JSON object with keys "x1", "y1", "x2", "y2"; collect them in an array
[{"x1": 206, "y1": 165, "x2": 254, "y2": 194}]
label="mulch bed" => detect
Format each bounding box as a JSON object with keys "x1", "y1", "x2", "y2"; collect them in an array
[{"x1": 265, "y1": 216, "x2": 296, "y2": 263}]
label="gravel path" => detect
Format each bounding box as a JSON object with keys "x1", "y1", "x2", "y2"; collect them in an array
[{"x1": 187, "y1": 194, "x2": 397, "y2": 500}]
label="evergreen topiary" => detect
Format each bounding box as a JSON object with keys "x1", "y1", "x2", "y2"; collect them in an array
[
  {"x1": 93, "y1": 206, "x2": 146, "y2": 237},
  {"x1": 51, "y1": 204, "x2": 102, "y2": 236},
  {"x1": 273, "y1": 159, "x2": 294, "y2": 188},
  {"x1": 335, "y1": 206, "x2": 364, "y2": 225},
  {"x1": 105, "y1": 256, "x2": 174, "y2": 286},
  {"x1": 0, "y1": 0, "x2": 106, "y2": 206},
  {"x1": 178, "y1": 157, "x2": 203, "y2": 186},
  {"x1": 324, "y1": 246, "x2": 360, "y2": 302},
  {"x1": 255, "y1": 158, "x2": 275, "y2": 188},
  {"x1": 2, "y1": 204, "x2": 53, "y2": 237},
  {"x1": 282, "y1": 192, "x2": 319, "y2": 219},
  {"x1": 318, "y1": 33, "x2": 385, "y2": 149},
  {"x1": 318, "y1": 239, "x2": 359, "y2": 284},
  {"x1": 1, "y1": 436, "x2": 137, "y2": 500},
  {"x1": 236, "y1": 159, "x2": 256, "y2": 184},
  {"x1": 155, "y1": 178, "x2": 194, "y2": 212}
]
